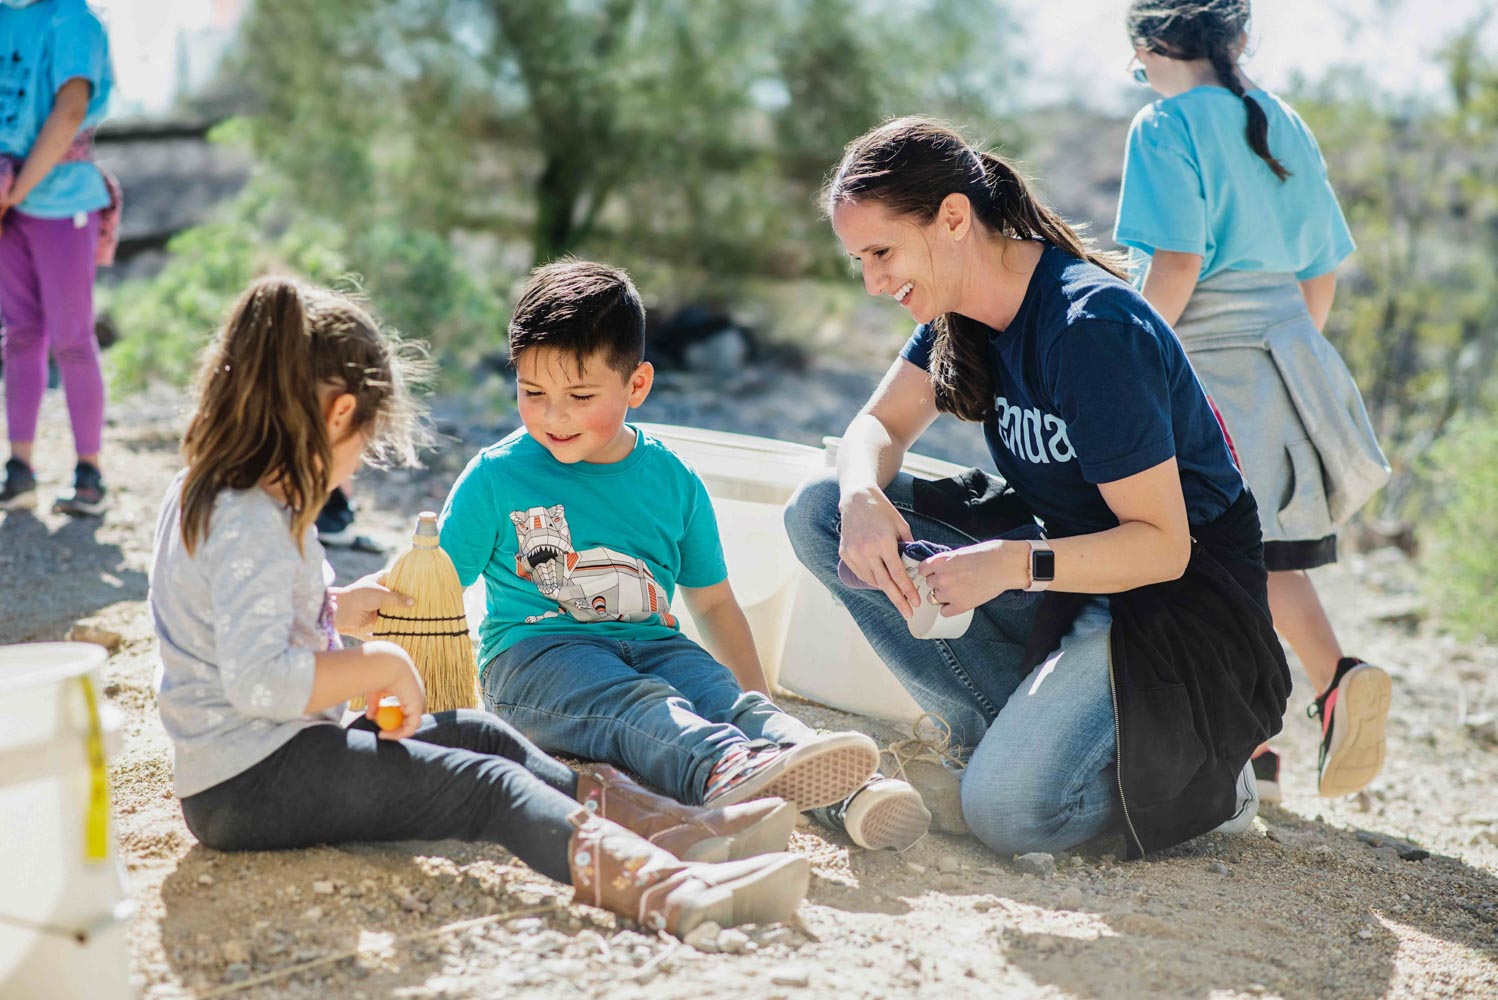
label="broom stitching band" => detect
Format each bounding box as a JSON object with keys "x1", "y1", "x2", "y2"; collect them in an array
[
  {"x1": 372, "y1": 629, "x2": 472, "y2": 638},
  {"x1": 376, "y1": 612, "x2": 468, "y2": 622}
]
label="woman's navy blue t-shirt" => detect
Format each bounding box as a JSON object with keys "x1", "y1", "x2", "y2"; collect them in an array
[{"x1": 900, "y1": 245, "x2": 1243, "y2": 538}]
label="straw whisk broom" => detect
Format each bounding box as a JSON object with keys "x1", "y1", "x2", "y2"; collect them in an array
[{"x1": 351, "y1": 511, "x2": 479, "y2": 713}]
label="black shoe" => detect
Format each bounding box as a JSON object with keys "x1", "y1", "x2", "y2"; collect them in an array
[
  {"x1": 1308, "y1": 658, "x2": 1391, "y2": 798},
  {"x1": 0, "y1": 458, "x2": 37, "y2": 511},
  {"x1": 52, "y1": 461, "x2": 110, "y2": 517},
  {"x1": 809, "y1": 774, "x2": 931, "y2": 851},
  {"x1": 1251, "y1": 748, "x2": 1282, "y2": 805},
  {"x1": 315, "y1": 487, "x2": 384, "y2": 552}
]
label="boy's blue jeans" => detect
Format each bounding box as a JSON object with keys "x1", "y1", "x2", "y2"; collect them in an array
[
  {"x1": 783, "y1": 470, "x2": 1121, "y2": 855},
  {"x1": 484, "y1": 632, "x2": 815, "y2": 806}
]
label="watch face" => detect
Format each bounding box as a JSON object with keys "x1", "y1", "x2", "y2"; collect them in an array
[{"x1": 1032, "y1": 549, "x2": 1056, "y2": 582}]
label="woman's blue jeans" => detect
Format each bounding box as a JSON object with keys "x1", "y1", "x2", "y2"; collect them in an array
[{"x1": 783, "y1": 470, "x2": 1121, "y2": 855}]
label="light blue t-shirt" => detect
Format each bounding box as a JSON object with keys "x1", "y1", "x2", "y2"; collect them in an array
[
  {"x1": 440, "y1": 426, "x2": 729, "y2": 671},
  {"x1": 0, "y1": 0, "x2": 113, "y2": 218},
  {"x1": 1115, "y1": 87, "x2": 1354, "y2": 282}
]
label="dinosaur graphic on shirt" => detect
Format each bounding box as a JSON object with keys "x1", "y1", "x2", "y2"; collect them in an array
[{"x1": 510, "y1": 504, "x2": 676, "y2": 627}]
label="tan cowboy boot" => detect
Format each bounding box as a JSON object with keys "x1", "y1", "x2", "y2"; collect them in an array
[
  {"x1": 566, "y1": 809, "x2": 809, "y2": 937},
  {"x1": 576, "y1": 764, "x2": 798, "y2": 863}
]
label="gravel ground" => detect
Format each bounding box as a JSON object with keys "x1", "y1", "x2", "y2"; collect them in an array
[{"x1": 4, "y1": 375, "x2": 1497, "y2": 1000}]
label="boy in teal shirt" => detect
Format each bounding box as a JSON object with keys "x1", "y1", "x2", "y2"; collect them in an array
[{"x1": 442, "y1": 261, "x2": 930, "y2": 848}]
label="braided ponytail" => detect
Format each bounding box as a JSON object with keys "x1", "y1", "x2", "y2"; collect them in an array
[{"x1": 1127, "y1": 0, "x2": 1290, "y2": 182}]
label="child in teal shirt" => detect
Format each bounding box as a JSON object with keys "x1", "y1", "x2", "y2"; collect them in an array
[{"x1": 442, "y1": 260, "x2": 929, "y2": 850}]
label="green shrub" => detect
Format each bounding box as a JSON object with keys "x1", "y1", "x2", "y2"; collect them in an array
[
  {"x1": 103, "y1": 184, "x2": 510, "y2": 394},
  {"x1": 1419, "y1": 414, "x2": 1498, "y2": 640}
]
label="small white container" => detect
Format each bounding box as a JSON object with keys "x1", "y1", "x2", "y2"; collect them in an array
[{"x1": 0, "y1": 642, "x2": 135, "y2": 1000}]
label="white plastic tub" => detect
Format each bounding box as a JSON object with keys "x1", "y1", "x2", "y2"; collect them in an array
[
  {"x1": 774, "y1": 438, "x2": 970, "y2": 723},
  {"x1": 0, "y1": 642, "x2": 135, "y2": 1000}
]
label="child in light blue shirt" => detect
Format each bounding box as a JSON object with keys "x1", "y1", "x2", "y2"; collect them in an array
[
  {"x1": 1116, "y1": 85, "x2": 1354, "y2": 282},
  {"x1": 0, "y1": 0, "x2": 117, "y2": 517},
  {"x1": 0, "y1": 0, "x2": 113, "y2": 218},
  {"x1": 1117, "y1": 0, "x2": 1391, "y2": 806}
]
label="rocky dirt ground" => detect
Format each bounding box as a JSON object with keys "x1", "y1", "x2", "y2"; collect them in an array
[{"x1": 4, "y1": 378, "x2": 1498, "y2": 1000}]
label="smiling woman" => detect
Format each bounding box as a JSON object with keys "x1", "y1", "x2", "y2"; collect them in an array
[{"x1": 785, "y1": 115, "x2": 1292, "y2": 861}]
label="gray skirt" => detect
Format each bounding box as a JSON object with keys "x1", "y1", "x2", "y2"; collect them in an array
[{"x1": 1174, "y1": 271, "x2": 1388, "y2": 570}]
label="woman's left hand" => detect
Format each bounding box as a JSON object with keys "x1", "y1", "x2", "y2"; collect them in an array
[
  {"x1": 917, "y1": 540, "x2": 1028, "y2": 616},
  {"x1": 332, "y1": 572, "x2": 413, "y2": 639}
]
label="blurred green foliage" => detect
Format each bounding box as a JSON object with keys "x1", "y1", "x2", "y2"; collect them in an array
[
  {"x1": 103, "y1": 171, "x2": 508, "y2": 393},
  {"x1": 1418, "y1": 414, "x2": 1498, "y2": 641},
  {"x1": 232, "y1": 0, "x2": 1020, "y2": 272}
]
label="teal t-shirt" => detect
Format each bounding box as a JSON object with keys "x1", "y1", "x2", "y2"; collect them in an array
[
  {"x1": 1114, "y1": 87, "x2": 1354, "y2": 282},
  {"x1": 439, "y1": 426, "x2": 729, "y2": 671},
  {"x1": 0, "y1": 0, "x2": 114, "y2": 218}
]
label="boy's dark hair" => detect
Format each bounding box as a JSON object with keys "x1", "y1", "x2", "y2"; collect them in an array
[
  {"x1": 1127, "y1": 0, "x2": 1291, "y2": 182},
  {"x1": 508, "y1": 259, "x2": 645, "y2": 378}
]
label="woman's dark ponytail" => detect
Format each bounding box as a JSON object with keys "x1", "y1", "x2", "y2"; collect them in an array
[
  {"x1": 1128, "y1": 0, "x2": 1290, "y2": 182},
  {"x1": 825, "y1": 117, "x2": 1130, "y2": 423}
]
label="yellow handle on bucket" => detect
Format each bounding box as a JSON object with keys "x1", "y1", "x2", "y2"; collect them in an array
[{"x1": 78, "y1": 675, "x2": 110, "y2": 861}]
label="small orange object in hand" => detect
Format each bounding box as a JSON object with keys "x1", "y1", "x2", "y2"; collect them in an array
[{"x1": 375, "y1": 702, "x2": 404, "y2": 732}]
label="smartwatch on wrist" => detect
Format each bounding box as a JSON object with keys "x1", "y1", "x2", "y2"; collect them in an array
[{"x1": 1025, "y1": 538, "x2": 1055, "y2": 592}]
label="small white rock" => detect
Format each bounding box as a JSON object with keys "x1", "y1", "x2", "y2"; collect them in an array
[
  {"x1": 770, "y1": 965, "x2": 811, "y2": 987},
  {"x1": 717, "y1": 928, "x2": 751, "y2": 955},
  {"x1": 302, "y1": 906, "x2": 323, "y2": 920},
  {"x1": 312, "y1": 880, "x2": 335, "y2": 895},
  {"x1": 684, "y1": 922, "x2": 722, "y2": 952}
]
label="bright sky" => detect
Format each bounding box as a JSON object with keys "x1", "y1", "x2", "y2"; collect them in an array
[{"x1": 93, "y1": 0, "x2": 1498, "y2": 115}]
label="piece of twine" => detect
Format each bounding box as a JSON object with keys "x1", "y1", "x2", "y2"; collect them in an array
[{"x1": 880, "y1": 712, "x2": 966, "y2": 782}]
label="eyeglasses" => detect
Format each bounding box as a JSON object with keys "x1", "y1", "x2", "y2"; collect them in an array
[{"x1": 1127, "y1": 56, "x2": 1149, "y2": 86}]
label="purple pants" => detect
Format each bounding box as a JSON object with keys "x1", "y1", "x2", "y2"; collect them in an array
[{"x1": 0, "y1": 209, "x2": 104, "y2": 454}]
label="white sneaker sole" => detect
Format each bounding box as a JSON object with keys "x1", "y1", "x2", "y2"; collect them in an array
[
  {"x1": 1212, "y1": 761, "x2": 1259, "y2": 835},
  {"x1": 1318, "y1": 664, "x2": 1392, "y2": 798},
  {"x1": 709, "y1": 733, "x2": 880, "y2": 812},
  {"x1": 0, "y1": 491, "x2": 37, "y2": 511},
  {"x1": 844, "y1": 782, "x2": 932, "y2": 852}
]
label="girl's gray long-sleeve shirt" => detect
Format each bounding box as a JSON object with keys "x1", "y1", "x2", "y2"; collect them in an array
[{"x1": 149, "y1": 470, "x2": 345, "y2": 798}]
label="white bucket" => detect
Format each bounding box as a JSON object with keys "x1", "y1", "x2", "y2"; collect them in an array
[
  {"x1": 774, "y1": 438, "x2": 970, "y2": 723},
  {"x1": 0, "y1": 642, "x2": 135, "y2": 1000}
]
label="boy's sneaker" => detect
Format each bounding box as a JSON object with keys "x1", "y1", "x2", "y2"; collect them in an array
[
  {"x1": 51, "y1": 462, "x2": 109, "y2": 517},
  {"x1": 0, "y1": 458, "x2": 37, "y2": 511},
  {"x1": 810, "y1": 775, "x2": 932, "y2": 851},
  {"x1": 1251, "y1": 748, "x2": 1283, "y2": 805},
  {"x1": 1310, "y1": 657, "x2": 1392, "y2": 798},
  {"x1": 1210, "y1": 758, "x2": 1259, "y2": 835},
  {"x1": 703, "y1": 732, "x2": 879, "y2": 812}
]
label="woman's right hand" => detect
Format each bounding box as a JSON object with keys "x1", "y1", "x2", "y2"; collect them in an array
[
  {"x1": 360, "y1": 641, "x2": 425, "y2": 740},
  {"x1": 839, "y1": 485, "x2": 921, "y2": 618}
]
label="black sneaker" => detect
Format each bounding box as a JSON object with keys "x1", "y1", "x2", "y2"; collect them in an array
[
  {"x1": 809, "y1": 774, "x2": 932, "y2": 851},
  {"x1": 52, "y1": 461, "x2": 109, "y2": 516},
  {"x1": 316, "y1": 487, "x2": 384, "y2": 552},
  {"x1": 1309, "y1": 657, "x2": 1391, "y2": 798},
  {"x1": 0, "y1": 457, "x2": 37, "y2": 511},
  {"x1": 1251, "y1": 748, "x2": 1282, "y2": 805}
]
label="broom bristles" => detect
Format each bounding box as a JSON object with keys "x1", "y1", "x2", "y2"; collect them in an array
[{"x1": 351, "y1": 512, "x2": 479, "y2": 713}]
